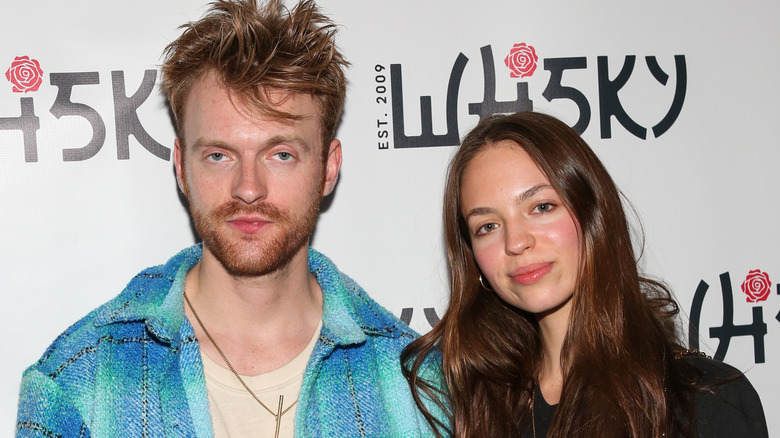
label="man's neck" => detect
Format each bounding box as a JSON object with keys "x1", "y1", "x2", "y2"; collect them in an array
[{"x1": 183, "y1": 245, "x2": 323, "y2": 376}]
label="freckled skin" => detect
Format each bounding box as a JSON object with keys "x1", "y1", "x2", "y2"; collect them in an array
[{"x1": 174, "y1": 72, "x2": 341, "y2": 276}]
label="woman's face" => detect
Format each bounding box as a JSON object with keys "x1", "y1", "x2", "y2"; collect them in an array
[{"x1": 460, "y1": 141, "x2": 580, "y2": 320}]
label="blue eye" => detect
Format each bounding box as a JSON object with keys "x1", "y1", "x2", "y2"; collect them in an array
[
  {"x1": 207, "y1": 152, "x2": 226, "y2": 162},
  {"x1": 275, "y1": 152, "x2": 294, "y2": 161}
]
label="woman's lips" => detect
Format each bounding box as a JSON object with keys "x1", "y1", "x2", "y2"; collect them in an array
[{"x1": 510, "y1": 262, "x2": 553, "y2": 285}]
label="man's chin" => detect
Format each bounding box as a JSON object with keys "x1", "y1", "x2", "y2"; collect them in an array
[
  {"x1": 194, "y1": 203, "x2": 318, "y2": 277},
  {"x1": 204, "y1": 239, "x2": 306, "y2": 277}
]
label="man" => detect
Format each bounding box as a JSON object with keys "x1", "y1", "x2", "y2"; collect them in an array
[{"x1": 16, "y1": 1, "x2": 443, "y2": 436}]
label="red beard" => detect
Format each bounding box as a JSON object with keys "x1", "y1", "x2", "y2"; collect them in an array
[{"x1": 189, "y1": 195, "x2": 320, "y2": 277}]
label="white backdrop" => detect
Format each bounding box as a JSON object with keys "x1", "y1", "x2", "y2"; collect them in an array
[{"x1": 2, "y1": 1, "x2": 779, "y2": 435}]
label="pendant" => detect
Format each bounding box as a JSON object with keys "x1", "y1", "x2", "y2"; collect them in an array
[{"x1": 274, "y1": 395, "x2": 284, "y2": 438}]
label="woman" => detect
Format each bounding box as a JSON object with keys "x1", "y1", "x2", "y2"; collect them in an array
[{"x1": 402, "y1": 112, "x2": 768, "y2": 437}]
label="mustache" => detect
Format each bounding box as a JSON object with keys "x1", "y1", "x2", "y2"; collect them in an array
[{"x1": 212, "y1": 200, "x2": 287, "y2": 222}]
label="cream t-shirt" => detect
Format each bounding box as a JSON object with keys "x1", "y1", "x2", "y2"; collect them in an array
[{"x1": 201, "y1": 321, "x2": 321, "y2": 438}]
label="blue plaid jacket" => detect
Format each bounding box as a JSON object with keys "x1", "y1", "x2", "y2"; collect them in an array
[{"x1": 17, "y1": 245, "x2": 444, "y2": 437}]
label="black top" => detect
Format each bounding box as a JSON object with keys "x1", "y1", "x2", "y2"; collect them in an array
[
  {"x1": 524, "y1": 355, "x2": 768, "y2": 437},
  {"x1": 530, "y1": 384, "x2": 555, "y2": 438}
]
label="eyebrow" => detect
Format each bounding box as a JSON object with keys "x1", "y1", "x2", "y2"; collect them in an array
[
  {"x1": 190, "y1": 134, "x2": 313, "y2": 154},
  {"x1": 264, "y1": 134, "x2": 313, "y2": 153},
  {"x1": 515, "y1": 183, "x2": 552, "y2": 203},
  {"x1": 191, "y1": 138, "x2": 231, "y2": 152},
  {"x1": 464, "y1": 183, "x2": 554, "y2": 219}
]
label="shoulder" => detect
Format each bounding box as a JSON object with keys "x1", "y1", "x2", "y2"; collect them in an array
[
  {"x1": 16, "y1": 272, "x2": 149, "y2": 435},
  {"x1": 309, "y1": 248, "x2": 419, "y2": 346},
  {"x1": 21, "y1": 245, "x2": 199, "y2": 389},
  {"x1": 18, "y1": 247, "x2": 201, "y2": 434},
  {"x1": 680, "y1": 353, "x2": 758, "y2": 396},
  {"x1": 678, "y1": 354, "x2": 768, "y2": 437}
]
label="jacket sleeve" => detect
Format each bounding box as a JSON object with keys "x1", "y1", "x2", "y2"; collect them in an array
[{"x1": 16, "y1": 368, "x2": 90, "y2": 438}]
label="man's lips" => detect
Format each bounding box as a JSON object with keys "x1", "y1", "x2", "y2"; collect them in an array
[
  {"x1": 509, "y1": 262, "x2": 553, "y2": 285},
  {"x1": 226, "y1": 217, "x2": 272, "y2": 234}
]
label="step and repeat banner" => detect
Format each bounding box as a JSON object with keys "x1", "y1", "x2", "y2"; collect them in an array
[{"x1": 2, "y1": 0, "x2": 778, "y2": 434}]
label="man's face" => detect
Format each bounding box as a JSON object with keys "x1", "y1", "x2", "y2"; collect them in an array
[{"x1": 174, "y1": 72, "x2": 341, "y2": 277}]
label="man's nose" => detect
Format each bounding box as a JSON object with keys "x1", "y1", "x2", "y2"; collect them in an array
[{"x1": 232, "y1": 159, "x2": 267, "y2": 204}]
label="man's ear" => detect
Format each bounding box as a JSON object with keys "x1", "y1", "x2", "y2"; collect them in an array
[
  {"x1": 322, "y1": 139, "x2": 342, "y2": 196},
  {"x1": 174, "y1": 138, "x2": 185, "y2": 193}
]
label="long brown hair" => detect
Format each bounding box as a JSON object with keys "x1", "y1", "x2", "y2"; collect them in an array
[{"x1": 402, "y1": 112, "x2": 690, "y2": 437}]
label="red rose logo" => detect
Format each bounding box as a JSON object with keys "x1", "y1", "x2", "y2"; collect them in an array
[
  {"x1": 741, "y1": 269, "x2": 772, "y2": 303},
  {"x1": 5, "y1": 56, "x2": 44, "y2": 93},
  {"x1": 504, "y1": 43, "x2": 538, "y2": 78}
]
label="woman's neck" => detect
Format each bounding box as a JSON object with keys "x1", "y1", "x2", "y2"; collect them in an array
[{"x1": 536, "y1": 298, "x2": 572, "y2": 405}]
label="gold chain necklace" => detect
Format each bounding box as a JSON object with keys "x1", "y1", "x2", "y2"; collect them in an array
[
  {"x1": 531, "y1": 385, "x2": 537, "y2": 438},
  {"x1": 184, "y1": 292, "x2": 298, "y2": 438}
]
